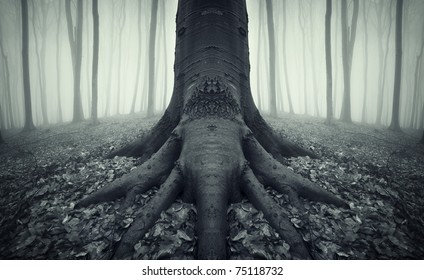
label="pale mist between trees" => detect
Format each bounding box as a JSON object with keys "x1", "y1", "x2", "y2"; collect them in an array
[{"x1": 0, "y1": 0, "x2": 424, "y2": 132}]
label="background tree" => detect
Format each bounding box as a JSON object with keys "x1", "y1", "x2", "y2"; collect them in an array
[
  {"x1": 0, "y1": 17, "x2": 14, "y2": 129},
  {"x1": 146, "y1": 0, "x2": 158, "y2": 117},
  {"x1": 325, "y1": 0, "x2": 333, "y2": 125},
  {"x1": 340, "y1": 0, "x2": 359, "y2": 123},
  {"x1": 389, "y1": 0, "x2": 404, "y2": 131},
  {"x1": 281, "y1": 0, "x2": 294, "y2": 114},
  {"x1": 55, "y1": 0, "x2": 63, "y2": 123},
  {"x1": 130, "y1": 0, "x2": 143, "y2": 114},
  {"x1": 91, "y1": 0, "x2": 99, "y2": 124},
  {"x1": 21, "y1": 0, "x2": 35, "y2": 131},
  {"x1": 266, "y1": 0, "x2": 277, "y2": 117},
  {"x1": 65, "y1": 0, "x2": 85, "y2": 122}
]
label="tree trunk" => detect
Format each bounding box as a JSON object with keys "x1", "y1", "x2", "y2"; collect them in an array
[
  {"x1": 389, "y1": 0, "x2": 403, "y2": 131},
  {"x1": 55, "y1": 0, "x2": 63, "y2": 123},
  {"x1": 409, "y1": 21, "x2": 424, "y2": 129},
  {"x1": 146, "y1": 0, "x2": 159, "y2": 117},
  {"x1": 130, "y1": 0, "x2": 143, "y2": 114},
  {"x1": 78, "y1": 0, "x2": 347, "y2": 260},
  {"x1": 298, "y1": 1, "x2": 308, "y2": 115},
  {"x1": 31, "y1": 2, "x2": 48, "y2": 126},
  {"x1": 0, "y1": 19, "x2": 14, "y2": 129},
  {"x1": 282, "y1": 0, "x2": 293, "y2": 114},
  {"x1": 72, "y1": 0, "x2": 84, "y2": 122},
  {"x1": 255, "y1": 0, "x2": 264, "y2": 111},
  {"x1": 91, "y1": 0, "x2": 99, "y2": 124},
  {"x1": 266, "y1": 0, "x2": 277, "y2": 117},
  {"x1": 361, "y1": 2, "x2": 370, "y2": 123},
  {"x1": 309, "y1": 2, "x2": 320, "y2": 117},
  {"x1": 21, "y1": 0, "x2": 35, "y2": 131},
  {"x1": 340, "y1": 0, "x2": 359, "y2": 123},
  {"x1": 161, "y1": 0, "x2": 169, "y2": 111},
  {"x1": 115, "y1": 1, "x2": 126, "y2": 115},
  {"x1": 325, "y1": 0, "x2": 333, "y2": 125}
]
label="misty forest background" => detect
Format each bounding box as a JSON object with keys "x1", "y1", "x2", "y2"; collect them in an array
[{"x1": 0, "y1": 0, "x2": 424, "y2": 259}]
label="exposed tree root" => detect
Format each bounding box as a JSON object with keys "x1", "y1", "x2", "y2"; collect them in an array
[
  {"x1": 76, "y1": 129, "x2": 182, "y2": 208},
  {"x1": 106, "y1": 111, "x2": 179, "y2": 161},
  {"x1": 112, "y1": 166, "x2": 183, "y2": 259},
  {"x1": 241, "y1": 166, "x2": 311, "y2": 259},
  {"x1": 243, "y1": 130, "x2": 348, "y2": 208}
]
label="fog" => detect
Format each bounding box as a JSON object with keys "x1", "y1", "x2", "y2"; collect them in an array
[{"x1": 0, "y1": 0, "x2": 423, "y2": 130}]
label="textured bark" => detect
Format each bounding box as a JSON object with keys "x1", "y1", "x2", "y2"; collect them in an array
[
  {"x1": 80, "y1": 0, "x2": 346, "y2": 260},
  {"x1": 325, "y1": 0, "x2": 333, "y2": 125},
  {"x1": 91, "y1": 0, "x2": 99, "y2": 124},
  {"x1": 389, "y1": 0, "x2": 403, "y2": 131},
  {"x1": 21, "y1": 0, "x2": 35, "y2": 131}
]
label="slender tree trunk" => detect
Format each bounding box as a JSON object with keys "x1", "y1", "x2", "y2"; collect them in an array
[
  {"x1": 116, "y1": 1, "x2": 126, "y2": 115},
  {"x1": 282, "y1": 0, "x2": 293, "y2": 114},
  {"x1": 104, "y1": 7, "x2": 115, "y2": 117},
  {"x1": 91, "y1": 0, "x2": 99, "y2": 124},
  {"x1": 266, "y1": 0, "x2": 277, "y2": 117},
  {"x1": 309, "y1": 2, "x2": 320, "y2": 117},
  {"x1": 31, "y1": 3, "x2": 48, "y2": 126},
  {"x1": 340, "y1": 0, "x2": 359, "y2": 123},
  {"x1": 55, "y1": 0, "x2": 63, "y2": 123},
  {"x1": 130, "y1": 1, "x2": 143, "y2": 114},
  {"x1": 361, "y1": 2, "x2": 370, "y2": 123},
  {"x1": 389, "y1": 0, "x2": 403, "y2": 131},
  {"x1": 299, "y1": 1, "x2": 308, "y2": 115},
  {"x1": 0, "y1": 21, "x2": 14, "y2": 128},
  {"x1": 72, "y1": 0, "x2": 84, "y2": 122},
  {"x1": 255, "y1": 0, "x2": 264, "y2": 111},
  {"x1": 40, "y1": 2, "x2": 49, "y2": 125},
  {"x1": 410, "y1": 22, "x2": 424, "y2": 128},
  {"x1": 146, "y1": 0, "x2": 159, "y2": 117},
  {"x1": 21, "y1": 0, "x2": 35, "y2": 131},
  {"x1": 161, "y1": 0, "x2": 169, "y2": 111},
  {"x1": 325, "y1": 0, "x2": 333, "y2": 124}
]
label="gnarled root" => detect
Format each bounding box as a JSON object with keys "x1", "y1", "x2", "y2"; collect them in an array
[
  {"x1": 241, "y1": 166, "x2": 311, "y2": 259},
  {"x1": 243, "y1": 131, "x2": 348, "y2": 208},
  {"x1": 76, "y1": 129, "x2": 182, "y2": 209},
  {"x1": 112, "y1": 166, "x2": 183, "y2": 259}
]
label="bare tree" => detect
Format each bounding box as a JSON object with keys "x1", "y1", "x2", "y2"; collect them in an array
[
  {"x1": 55, "y1": 0, "x2": 63, "y2": 123},
  {"x1": 266, "y1": 0, "x2": 277, "y2": 116},
  {"x1": 21, "y1": 0, "x2": 35, "y2": 131},
  {"x1": 146, "y1": 0, "x2": 158, "y2": 117},
  {"x1": 340, "y1": 0, "x2": 359, "y2": 123},
  {"x1": 130, "y1": 0, "x2": 143, "y2": 114},
  {"x1": 389, "y1": 0, "x2": 404, "y2": 131},
  {"x1": 281, "y1": 0, "x2": 294, "y2": 114},
  {"x1": 91, "y1": 0, "x2": 99, "y2": 124},
  {"x1": 325, "y1": 0, "x2": 333, "y2": 125},
  {"x1": 0, "y1": 17, "x2": 14, "y2": 129},
  {"x1": 65, "y1": 0, "x2": 85, "y2": 122}
]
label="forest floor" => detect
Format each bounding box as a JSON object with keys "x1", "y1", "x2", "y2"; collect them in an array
[{"x1": 0, "y1": 112, "x2": 423, "y2": 260}]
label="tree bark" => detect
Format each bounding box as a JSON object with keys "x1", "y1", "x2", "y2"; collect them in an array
[
  {"x1": 409, "y1": 21, "x2": 424, "y2": 128},
  {"x1": 389, "y1": 0, "x2": 403, "y2": 131},
  {"x1": 91, "y1": 0, "x2": 99, "y2": 124},
  {"x1": 146, "y1": 0, "x2": 159, "y2": 117},
  {"x1": 325, "y1": 0, "x2": 333, "y2": 125},
  {"x1": 21, "y1": 0, "x2": 35, "y2": 131},
  {"x1": 266, "y1": 0, "x2": 277, "y2": 117}
]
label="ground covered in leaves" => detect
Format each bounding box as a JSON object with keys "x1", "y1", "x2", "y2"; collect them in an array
[{"x1": 1, "y1": 113, "x2": 423, "y2": 259}]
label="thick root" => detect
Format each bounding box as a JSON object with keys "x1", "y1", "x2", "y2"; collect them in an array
[
  {"x1": 247, "y1": 112, "x2": 318, "y2": 160},
  {"x1": 243, "y1": 132, "x2": 348, "y2": 208},
  {"x1": 106, "y1": 111, "x2": 178, "y2": 161},
  {"x1": 76, "y1": 131, "x2": 182, "y2": 208},
  {"x1": 112, "y1": 166, "x2": 183, "y2": 259},
  {"x1": 241, "y1": 166, "x2": 312, "y2": 259}
]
